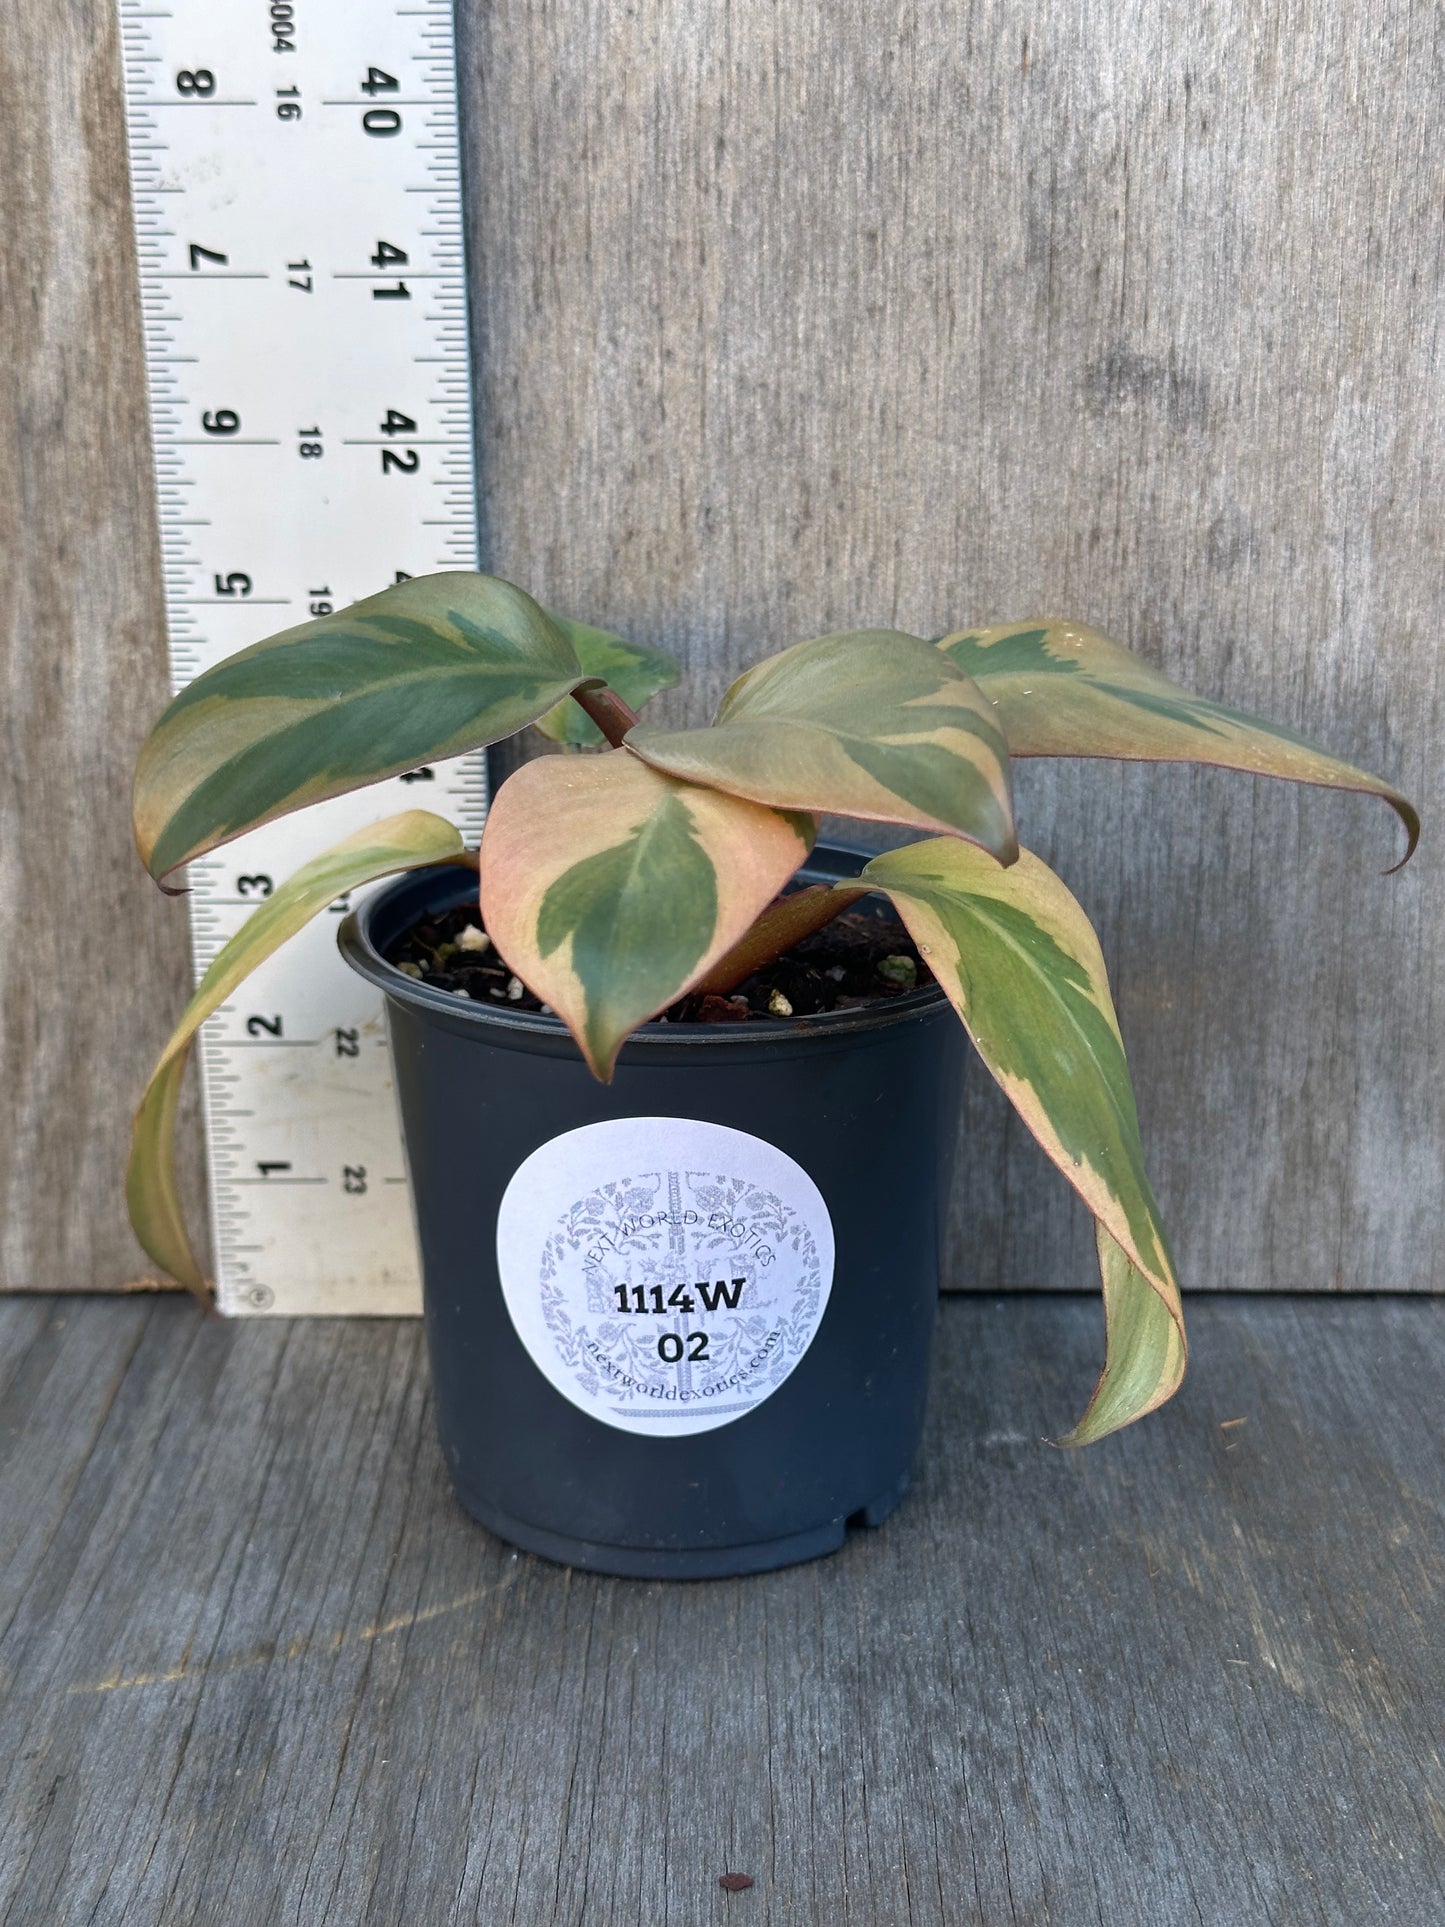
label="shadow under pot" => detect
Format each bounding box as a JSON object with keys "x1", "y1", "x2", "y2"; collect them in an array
[{"x1": 339, "y1": 843, "x2": 965, "y2": 1579}]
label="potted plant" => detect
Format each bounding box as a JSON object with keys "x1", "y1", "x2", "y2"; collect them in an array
[{"x1": 127, "y1": 573, "x2": 1416, "y2": 1576}]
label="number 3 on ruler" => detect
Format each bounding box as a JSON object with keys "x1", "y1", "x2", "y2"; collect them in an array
[{"x1": 120, "y1": 0, "x2": 484, "y2": 1315}]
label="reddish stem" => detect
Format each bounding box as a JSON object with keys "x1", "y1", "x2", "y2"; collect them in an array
[
  {"x1": 694, "y1": 883, "x2": 871, "y2": 997},
  {"x1": 571, "y1": 681, "x2": 640, "y2": 748}
]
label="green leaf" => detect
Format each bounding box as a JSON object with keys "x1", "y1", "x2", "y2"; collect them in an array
[
  {"x1": 479, "y1": 751, "x2": 813, "y2": 1079},
  {"x1": 134, "y1": 572, "x2": 586, "y2": 882},
  {"x1": 626, "y1": 630, "x2": 1018, "y2": 864},
  {"x1": 858, "y1": 835, "x2": 1185, "y2": 1439},
  {"x1": 938, "y1": 620, "x2": 1417, "y2": 866},
  {"x1": 127, "y1": 811, "x2": 470, "y2": 1299},
  {"x1": 1058, "y1": 1226, "x2": 1188, "y2": 1446},
  {"x1": 533, "y1": 619, "x2": 681, "y2": 745}
]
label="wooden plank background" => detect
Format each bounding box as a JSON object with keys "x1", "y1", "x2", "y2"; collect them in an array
[
  {"x1": 4, "y1": 0, "x2": 1440, "y2": 1296},
  {"x1": 3, "y1": 1292, "x2": 1443, "y2": 1921}
]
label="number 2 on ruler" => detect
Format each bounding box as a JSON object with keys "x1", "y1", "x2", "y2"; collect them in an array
[{"x1": 120, "y1": 0, "x2": 483, "y2": 1315}]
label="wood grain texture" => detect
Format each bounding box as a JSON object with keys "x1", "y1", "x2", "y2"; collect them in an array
[
  {"x1": 3, "y1": 0, "x2": 1439, "y2": 1294},
  {"x1": 0, "y1": 1292, "x2": 1441, "y2": 1923},
  {"x1": 462, "y1": 0, "x2": 1442, "y2": 1295},
  {"x1": 1, "y1": 0, "x2": 207, "y2": 1292}
]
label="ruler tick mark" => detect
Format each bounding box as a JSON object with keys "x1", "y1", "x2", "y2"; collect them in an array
[{"x1": 123, "y1": 0, "x2": 480, "y2": 1318}]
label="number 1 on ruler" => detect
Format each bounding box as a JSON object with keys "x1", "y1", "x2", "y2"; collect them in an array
[{"x1": 119, "y1": 0, "x2": 483, "y2": 1315}]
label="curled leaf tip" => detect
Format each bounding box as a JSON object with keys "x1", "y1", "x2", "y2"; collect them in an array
[
  {"x1": 943, "y1": 621, "x2": 1420, "y2": 881},
  {"x1": 1383, "y1": 797, "x2": 1420, "y2": 874},
  {"x1": 859, "y1": 839, "x2": 1187, "y2": 1444}
]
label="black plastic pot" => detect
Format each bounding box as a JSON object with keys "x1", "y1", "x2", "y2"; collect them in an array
[{"x1": 339, "y1": 844, "x2": 965, "y2": 1578}]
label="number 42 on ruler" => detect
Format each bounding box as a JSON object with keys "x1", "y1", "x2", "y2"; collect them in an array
[{"x1": 120, "y1": 0, "x2": 483, "y2": 1315}]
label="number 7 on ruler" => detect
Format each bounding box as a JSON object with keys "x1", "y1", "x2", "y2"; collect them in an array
[{"x1": 119, "y1": 0, "x2": 484, "y2": 1314}]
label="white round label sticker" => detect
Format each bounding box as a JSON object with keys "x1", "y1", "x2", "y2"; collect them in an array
[{"x1": 496, "y1": 1117, "x2": 835, "y2": 1436}]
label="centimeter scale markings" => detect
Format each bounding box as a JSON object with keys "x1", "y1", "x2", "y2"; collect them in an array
[{"x1": 119, "y1": 0, "x2": 482, "y2": 1316}]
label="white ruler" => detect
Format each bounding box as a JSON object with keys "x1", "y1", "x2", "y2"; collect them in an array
[{"x1": 119, "y1": 0, "x2": 482, "y2": 1316}]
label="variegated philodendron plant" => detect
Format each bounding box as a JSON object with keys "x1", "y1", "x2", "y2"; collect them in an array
[{"x1": 128, "y1": 573, "x2": 1417, "y2": 1444}]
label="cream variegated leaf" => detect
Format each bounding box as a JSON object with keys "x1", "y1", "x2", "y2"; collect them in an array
[
  {"x1": 127, "y1": 811, "x2": 471, "y2": 1301},
  {"x1": 479, "y1": 752, "x2": 813, "y2": 1079},
  {"x1": 858, "y1": 836, "x2": 1186, "y2": 1439},
  {"x1": 626, "y1": 630, "x2": 1017, "y2": 864},
  {"x1": 533, "y1": 618, "x2": 680, "y2": 746},
  {"x1": 1060, "y1": 1225, "x2": 1188, "y2": 1445},
  {"x1": 134, "y1": 572, "x2": 586, "y2": 882},
  {"x1": 939, "y1": 620, "x2": 1418, "y2": 866}
]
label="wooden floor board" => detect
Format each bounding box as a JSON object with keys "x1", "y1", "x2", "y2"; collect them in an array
[{"x1": 0, "y1": 1295, "x2": 1440, "y2": 1925}]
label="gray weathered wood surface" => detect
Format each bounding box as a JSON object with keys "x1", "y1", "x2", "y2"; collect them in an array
[
  {"x1": 1, "y1": 1292, "x2": 1441, "y2": 1923},
  {"x1": 3, "y1": 0, "x2": 208, "y2": 1294},
  {"x1": 4, "y1": 1, "x2": 1440, "y2": 1293}
]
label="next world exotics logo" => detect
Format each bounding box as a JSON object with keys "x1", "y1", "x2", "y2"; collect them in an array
[{"x1": 495, "y1": 1118, "x2": 836, "y2": 1437}]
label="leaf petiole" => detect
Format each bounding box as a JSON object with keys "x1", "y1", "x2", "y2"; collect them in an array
[
  {"x1": 694, "y1": 883, "x2": 870, "y2": 997},
  {"x1": 570, "y1": 681, "x2": 640, "y2": 748}
]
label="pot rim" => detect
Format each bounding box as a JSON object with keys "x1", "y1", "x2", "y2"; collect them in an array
[{"x1": 338, "y1": 845, "x2": 951, "y2": 1050}]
